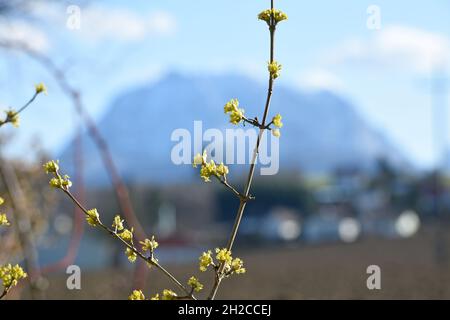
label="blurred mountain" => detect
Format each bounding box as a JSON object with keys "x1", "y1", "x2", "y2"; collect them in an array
[{"x1": 59, "y1": 72, "x2": 408, "y2": 186}]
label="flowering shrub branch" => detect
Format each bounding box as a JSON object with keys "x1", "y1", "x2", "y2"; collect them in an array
[
  {"x1": 193, "y1": 0, "x2": 287, "y2": 299},
  {"x1": 43, "y1": 161, "x2": 196, "y2": 300},
  {"x1": 0, "y1": 84, "x2": 45, "y2": 299},
  {"x1": 42, "y1": 0, "x2": 286, "y2": 300},
  {"x1": 0, "y1": 83, "x2": 46, "y2": 128},
  {"x1": 0, "y1": 41, "x2": 148, "y2": 270}
]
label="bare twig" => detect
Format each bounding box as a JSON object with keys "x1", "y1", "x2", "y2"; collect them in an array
[
  {"x1": 0, "y1": 91, "x2": 39, "y2": 128},
  {"x1": 59, "y1": 186, "x2": 194, "y2": 299}
]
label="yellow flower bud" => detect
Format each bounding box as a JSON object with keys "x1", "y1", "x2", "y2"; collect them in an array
[
  {"x1": 35, "y1": 83, "x2": 47, "y2": 95},
  {"x1": 199, "y1": 250, "x2": 213, "y2": 272},
  {"x1": 86, "y1": 208, "x2": 100, "y2": 227},
  {"x1": 119, "y1": 228, "x2": 134, "y2": 242},
  {"x1": 193, "y1": 152, "x2": 204, "y2": 168},
  {"x1": 150, "y1": 293, "x2": 160, "y2": 300},
  {"x1": 268, "y1": 61, "x2": 282, "y2": 79},
  {"x1": 128, "y1": 289, "x2": 145, "y2": 300},
  {"x1": 272, "y1": 114, "x2": 283, "y2": 128},
  {"x1": 5, "y1": 110, "x2": 19, "y2": 128},
  {"x1": 0, "y1": 264, "x2": 27, "y2": 288},
  {"x1": 187, "y1": 276, "x2": 203, "y2": 292},
  {"x1": 224, "y1": 99, "x2": 245, "y2": 125},
  {"x1": 231, "y1": 258, "x2": 246, "y2": 274},
  {"x1": 162, "y1": 289, "x2": 177, "y2": 300},
  {"x1": 125, "y1": 247, "x2": 137, "y2": 262},
  {"x1": 258, "y1": 9, "x2": 288, "y2": 25},
  {"x1": 0, "y1": 213, "x2": 9, "y2": 226},
  {"x1": 43, "y1": 160, "x2": 59, "y2": 174},
  {"x1": 215, "y1": 248, "x2": 232, "y2": 264},
  {"x1": 140, "y1": 236, "x2": 159, "y2": 252},
  {"x1": 216, "y1": 163, "x2": 229, "y2": 177},
  {"x1": 49, "y1": 177, "x2": 62, "y2": 188},
  {"x1": 112, "y1": 215, "x2": 124, "y2": 231}
]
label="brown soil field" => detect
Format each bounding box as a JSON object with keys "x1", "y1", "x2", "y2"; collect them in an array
[{"x1": 15, "y1": 227, "x2": 450, "y2": 299}]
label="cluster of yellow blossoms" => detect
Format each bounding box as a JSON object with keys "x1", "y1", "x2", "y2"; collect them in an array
[
  {"x1": 271, "y1": 113, "x2": 283, "y2": 137},
  {"x1": 268, "y1": 61, "x2": 282, "y2": 80},
  {"x1": 44, "y1": 160, "x2": 72, "y2": 190},
  {"x1": 140, "y1": 236, "x2": 159, "y2": 253},
  {"x1": 224, "y1": 98, "x2": 245, "y2": 125},
  {"x1": 199, "y1": 248, "x2": 246, "y2": 276},
  {"x1": 43, "y1": 159, "x2": 59, "y2": 174},
  {"x1": 150, "y1": 289, "x2": 178, "y2": 300},
  {"x1": 258, "y1": 8, "x2": 288, "y2": 25},
  {"x1": 0, "y1": 214, "x2": 8, "y2": 226},
  {"x1": 122, "y1": 234, "x2": 159, "y2": 264},
  {"x1": 128, "y1": 288, "x2": 177, "y2": 300},
  {"x1": 112, "y1": 214, "x2": 124, "y2": 231},
  {"x1": 1, "y1": 193, "x2": 27, "y2": 297},
  {"x1": 0, "y1": 197, "x2": 9, "y2": 226},
  {"x1": 128, "y1": 289, "x2": 177, "y2": 300},
  {"x1": 129, "y1": 276, "x2": 203, "y2": 301},
  {"x1": 44, "y1": 160, "x2": 163, "y2": 265},
  {"x1": 112, "y1": 214, "x2": 159, "y2": 263},
  {"x1": 49, "y1": 175, "x2": 72, "y2": 189},
  {"x1": 128, "y1": 289, "x2": 145, "y2": 300},
  {"x1": 187, "y1": 276, "x2": 203, "y2": 292},
  {"x1": 35, "y1": 83, "x2": 47, "y2": 95},
  {"x1": 86, "y1": 209, "x2": 100, "y2": 227},
  {"x1": 0, "y1": 264, "x2": 27, "y2": 290},
  {"x1": 193, "y1": 151, "x2": 229, "y2": 182},
  {"x1": 1, "y1": 111, "x2": 20, "y2": 128}
]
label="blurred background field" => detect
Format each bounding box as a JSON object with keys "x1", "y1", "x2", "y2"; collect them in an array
[
  {"x1": 0, "y1": 0, "x2": 450, "y2": 299},
  {"x1": 15, "y1": 226, "x2": 450, "y2": 299}
]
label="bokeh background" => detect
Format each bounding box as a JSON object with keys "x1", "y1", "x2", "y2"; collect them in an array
[{"x1": 0, "y1": 0, "x2": 450, "y2": 299}]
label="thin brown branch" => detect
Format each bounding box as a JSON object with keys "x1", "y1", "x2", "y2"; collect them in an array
[
  {"x1": 208, "y1": 0, "x2": 278, "y2": 300},
  {"x1": 0, "y1": 287, "x2": 9, "y2": 300},
  {"x1": 215, "y1": 175, "x2": 251, "y2": 201},
  {"x1": 0, "y1": 91, "x2": 38, "y2": 128},
  {"x1": 60, "y1": 187, "x2": 194, "y2": 299}
]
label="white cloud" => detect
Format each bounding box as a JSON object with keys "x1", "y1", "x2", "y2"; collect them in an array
[
  {"x1": 0, "y1": 4, "x2": 177, "y2": 51},
  {"x1": 329, "y1": 25, "x2": 450, "y2": 74},
  {"x1": 147, "y1": 11, "x2": 177, "y2": 36},
  {"x1": 298, "y1": 69, "x2": 344, "y2": 92},
  {"x1": 0, "y1": 20, "x2": 50, "y2": 52},
  {"x1": 77, "y1": 7, "x2": 177, "y2": 42}
]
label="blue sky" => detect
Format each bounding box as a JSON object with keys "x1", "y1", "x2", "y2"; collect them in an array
[{"x1": 0, "y1": 0, "x2": 449, "y2": 168}]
